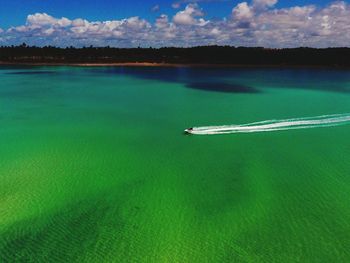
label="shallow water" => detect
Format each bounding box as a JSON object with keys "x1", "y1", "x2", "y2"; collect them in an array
[{"x1": 1, "y1": 66, "x2": 350, "y2": 262}]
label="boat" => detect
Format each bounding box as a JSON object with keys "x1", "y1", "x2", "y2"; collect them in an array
[{"x1": 184, "y1": 127, "x2": 194, "y2": 134}]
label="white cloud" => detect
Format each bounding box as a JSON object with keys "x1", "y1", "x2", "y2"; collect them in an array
[
  {"x1": 252, "y1": 0, "x2": 278, "y2": 10},
  {"x1": 71, "y1": 18, "x2": 89, "y2": 27},
  {"x1": 155, "y1": 14, "x2": 169, "y2": 29},
  {"x1": 173, "y1": 4, "x2": 207, "y2": 25},
  {"x1": 26, "y1": 13, "x2": 56, "y2": 26},
  {"x1": 27, "y1": 13, "x2": 71, "y2": 27},
  {"x1": 2, "y1": 1, "x2": 350, "y2": 48},
  {"x1": 172, "y1": 0, "x2": 227, "y2": 9},
  {"x1": 232, "y1": 2, "x2": 253, "y2": 20}
]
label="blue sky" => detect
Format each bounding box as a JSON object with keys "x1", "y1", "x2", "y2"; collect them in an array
[
  {"x1": 0, "y1": 0, "x2": 349, "y2": 47},
  {"x1": 0, "y1": 0, "x2": 338, "y2": 28}
]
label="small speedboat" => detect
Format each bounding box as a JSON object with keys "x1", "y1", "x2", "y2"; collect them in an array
[{"x1": 184, "y1": 127, "x2": 194, "y2": 134}]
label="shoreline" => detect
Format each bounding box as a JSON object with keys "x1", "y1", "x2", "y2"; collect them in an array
[{"x1": 0, "y1": 61, "x2": 349, "y2": 69}]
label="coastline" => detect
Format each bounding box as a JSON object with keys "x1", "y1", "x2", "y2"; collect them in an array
[
  {"x1": 0, "y1": 61, "x2": 348, "y2": 69},
  {"x1": 0, "y1": 62, "x2": 182, "y2": 67}
]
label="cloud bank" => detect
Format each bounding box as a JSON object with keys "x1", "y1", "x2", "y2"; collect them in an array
[{"x1": 0, "y1": 1, "x2": 350, "y2": 47}]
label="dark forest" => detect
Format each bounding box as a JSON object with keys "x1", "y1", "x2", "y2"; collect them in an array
[{"x1": 1, "y1": 44, "x2": 350, "y2": 66}]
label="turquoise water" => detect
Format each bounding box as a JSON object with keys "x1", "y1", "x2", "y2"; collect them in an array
[{"x1": 1, "y1": 66, "x2": 350, "y2": 262}]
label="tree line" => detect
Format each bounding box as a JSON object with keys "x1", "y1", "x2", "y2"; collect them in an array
[{"x1": 0, "y1": 44, "x2": 349, "y2": 66}]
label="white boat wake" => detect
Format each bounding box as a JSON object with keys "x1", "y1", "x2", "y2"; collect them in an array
[{"x1": 186, "y1": 113, "x2": 350, "y2": 135}]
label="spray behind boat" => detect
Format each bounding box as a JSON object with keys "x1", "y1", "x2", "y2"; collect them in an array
[{"x1": 184, "y1": 113, "x2": 350, "y2": 135}]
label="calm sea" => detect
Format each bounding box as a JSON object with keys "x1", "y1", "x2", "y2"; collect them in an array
[{"x1": 1, "y1": 66, "x2": 350, "y2": 262}]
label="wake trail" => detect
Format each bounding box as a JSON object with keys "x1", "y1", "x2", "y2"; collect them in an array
[{"x1": 188, "y1": 113, "x2": 350, "y2": 135}]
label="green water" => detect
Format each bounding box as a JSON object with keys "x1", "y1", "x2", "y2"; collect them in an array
[{"x1": 1, "y1": 66, "x2": 350, "y2": 262}]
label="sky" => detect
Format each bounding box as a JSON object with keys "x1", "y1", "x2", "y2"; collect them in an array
[{"x1": 0, "y1": 0, "x2": 349, "y2": 47}]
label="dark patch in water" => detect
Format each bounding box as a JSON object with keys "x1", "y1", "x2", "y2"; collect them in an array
[
  {"x1": 87, "y1": 67, "x2": 186, "y2": 83},
  {"x1": 0, "y1": 84, "x2": 54, "y2": 99},
  {"x1": 7, "y1": 71, "x2": 55, "y2": 75},
  {"x1": 182, "y1": 157, "x2": 250, "y2": 217},
  {"x1": 0, "y1": 199, "x2": 125, "y2": 262},
  {"x1": 186, "y1": 82, "x2": 260, "y2": 93},
  {"x1": 88, "y1": 67, "x2": 260, "y2": 94},
  {"x1": 0, "y1": 178, "x2": 145, "y2": 262},
  {"x1": 90, "y1": 67, "x2": 350, "y2": 94}
]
